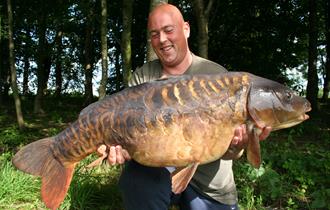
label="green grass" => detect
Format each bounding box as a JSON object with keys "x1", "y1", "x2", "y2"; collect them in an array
[
  {"x1": 0, "y1": 96, "x2": 330, "y2": 209},
  {"x1": 0, "y1": 153, "x2": 123, "y2": 210},
  {"x1": 0, "y1": 153, "x2": 42, "y2": 209}
]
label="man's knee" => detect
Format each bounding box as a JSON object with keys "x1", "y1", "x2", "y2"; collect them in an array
[
  {"x1": 119, "y1": 161, "x2": 172, "y2": 210},
  {"x1": 178, "y1": 185, "x2": 239, "y2": 210}
]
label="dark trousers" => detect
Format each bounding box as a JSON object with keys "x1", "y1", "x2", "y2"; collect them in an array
[{"x1": 118, "y1": 161, "x2": 239, "y2": 210}]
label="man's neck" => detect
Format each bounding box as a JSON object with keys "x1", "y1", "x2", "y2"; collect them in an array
[{"x1": 162, "y1": 51, "x2": 193, "y2": 76}]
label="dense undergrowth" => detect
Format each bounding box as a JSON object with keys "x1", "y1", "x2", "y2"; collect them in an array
[{"x1": 0, "y1": 96, "x2": 329, "y2": 210}]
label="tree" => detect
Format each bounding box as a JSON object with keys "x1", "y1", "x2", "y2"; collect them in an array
[
  {"x1": 190, "y1": 0, "x2": 214, "y2": 58},
  {"x1": 121, "y1": 0, "x2": 133, "y2": 86},
  {"x1": 83, "y1": 0, "x2": 95, "y2": 105},
  {"x1": 33, "y1": 3, "x2": 52, "y2": 114},
  {"x1": 322, "y1": 0, "x2": 330, "y2": 101},
  {"x1": 22, "y1": 26, "x2": 32, "y2": 95},
  {"x1": 7, "y1": 0, "x2": 24, "y2": 129},
  {"x1": 54, "y1": 30, "x2": 63, "y2": 97},
  {"x1": 99, "y1": 0, "x2": 108, "y2": 99},
  {"x1": 306, "y1": 0, "x2": 319, "y2": 112},
  {"x1": 0, "y1": 1, "x2": 10, "y2": 106},
  {"x1": 54, "y1": 0, "x2": 65, "y2": 98}
]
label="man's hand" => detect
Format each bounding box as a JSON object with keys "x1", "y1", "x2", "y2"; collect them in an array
[
  {"x1": 222, "y1": 125, "x2": 272, "y2": 160},
  {"x1": 107, "y1": 145, "x2": 131, "y2": 165},
  {"x1": 92, "y1": 145, "x2": 131, "y2": 166}
]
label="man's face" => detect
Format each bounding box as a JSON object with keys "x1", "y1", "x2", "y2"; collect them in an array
[{"x1": 148, "y1": 10, "x2": 190, "y2": 67}]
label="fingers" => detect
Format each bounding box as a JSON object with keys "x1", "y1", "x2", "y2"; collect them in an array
[
  {"x1": 107, "y1": 145, "x2": 131, "y2": 165},
  {"x1": 115, "y1": 145, "x2": 125, "y2": 164},
  {"x1": 96, "y1": 144, "x2": 107, "y2": 156},
  {"x1": 232, "y1": 127, "x2": 241, "y2": 145},
  {"x1": 108, "y1": 146, "x2": 117, "y2": 165},
  {"x1": 232, "y1": 124, "x2": 247, "y2": 146},
  {"x1": 122, "y1": 148, "x2": 132, "y2": 161},
  {"x1": 259, "y1": 126, "x2": 272, "y2": 141}
]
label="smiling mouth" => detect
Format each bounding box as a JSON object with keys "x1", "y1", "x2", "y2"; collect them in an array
[{"x1": 161, "y1": 45, "x2": 173, "y2": 52}]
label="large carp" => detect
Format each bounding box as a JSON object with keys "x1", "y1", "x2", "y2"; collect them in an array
[{"x1": 12, "y1": 72, "x2": 310, "y2": 210}]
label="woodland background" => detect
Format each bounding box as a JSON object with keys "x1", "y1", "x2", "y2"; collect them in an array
[{"x1": 0, "y1": 0, "x2": 329, "y2": 209}]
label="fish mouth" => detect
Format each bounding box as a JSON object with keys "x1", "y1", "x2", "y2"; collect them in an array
[
  {"x1": 272, "y1": 120, "x2": 303, "y2": 131},
  {"x1": 272, "y1": 113, "x2": 310, "y2": 131}
]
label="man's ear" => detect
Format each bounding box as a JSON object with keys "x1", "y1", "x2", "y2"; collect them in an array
[{"x1": 183, "y1": 21, "x2": 190, "y2": 38}]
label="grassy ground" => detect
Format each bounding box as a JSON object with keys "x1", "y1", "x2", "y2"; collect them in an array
[{"x1": 0, "y1": 96, "x2": 329, "y2": 210}]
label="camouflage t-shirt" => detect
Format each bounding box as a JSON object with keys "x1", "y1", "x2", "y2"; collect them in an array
[{"x1": 128, "y1": 54, "x2": 238, "y2": 205}]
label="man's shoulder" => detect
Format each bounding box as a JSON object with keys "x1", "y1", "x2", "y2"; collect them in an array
[
  {"x1": 129, "y1": 59, "x2": 162, "y2": 86},
  {"x1": 136, "y1": 59, "x2": 162, "y2": 74},
  {"x1": 190, "y1": 55, "x2": 227, "y2": 74}
]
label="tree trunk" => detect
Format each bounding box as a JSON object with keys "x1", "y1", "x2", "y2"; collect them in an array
[
  {"x1": 191, "y1": 0, "x2": 214, "y2": 59},
  {"x1": 322, "y1": 0, "x2": 330, "y2": 101},
  {"x1": 115, "y1": 48, "x2": 122, "y2": 91},
  {"x1": 34, "y1": 8, "x2": 50, "y2": 114},
  {"x1": 7, "y1": 0, "x2": 25, "y2": 129},
  {"x1": 83, "y1": 2, "x2": 94, "y2": 106},
  {"x1": 22, "y1": 28, "x2": 31, "y2": 95},
  {"x1": 55, "y1": 30, "x2": 63, "y2": 98},
  {"x1": 99, "y1": 0, "x2": 108, "y2": 99},
  {"x1": 121, "y1": 0, "x2": 133, "y2": 87},
  {"x1": 22, "y1": 54, "x2": 30, "y2": 95},
  {"x1": 306, "y1": 0, "x2": 319, "y2": 112},
  {"x1": 0, "y1": 14, "x2": 10, "y2": 106},
  {"x1": 147, "y1": 0, "x2": 168, "y2": 61}
]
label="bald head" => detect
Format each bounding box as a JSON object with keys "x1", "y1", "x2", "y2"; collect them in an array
[
  {"x1": 148, "y1": 4, "x2": 185, "y2": 30},
  {"x1": 147, "y1": 3, "x2": 191, "y2": 72}
]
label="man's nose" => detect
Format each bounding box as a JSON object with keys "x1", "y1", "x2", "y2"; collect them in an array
[{"x1": 159, "y1": 31, "x2": 167, "y2": 43}]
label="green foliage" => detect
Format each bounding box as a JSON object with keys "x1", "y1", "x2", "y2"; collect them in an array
[
  {"x1": 311, "y1": 188, "x2": 330, "y2": 209},
  {"x1": 234, "y1": 117, "x2": 330, "y2": 209}
]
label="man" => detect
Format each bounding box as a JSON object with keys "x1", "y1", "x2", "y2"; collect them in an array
[{"x1": 103, "y1": 3, "x2": 271, "y2": 210}]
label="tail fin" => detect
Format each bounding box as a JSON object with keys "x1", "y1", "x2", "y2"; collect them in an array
[{"x1": 12, "y1": 138, "x2": 75, "y2": 210}]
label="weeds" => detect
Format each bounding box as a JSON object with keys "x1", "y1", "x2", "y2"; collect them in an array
[{"x1": 234, "y1": 121, "x2": 330, "y2": 210}]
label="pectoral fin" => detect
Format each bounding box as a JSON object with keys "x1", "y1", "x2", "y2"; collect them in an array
[
  {"x1": 247, "y1": 128, "x2": 262, "y2": 168},
  {"x1": 171, "y1": 163, "x2": 199, "y2": 194}
]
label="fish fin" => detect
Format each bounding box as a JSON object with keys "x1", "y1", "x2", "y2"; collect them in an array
[
  {"x1": 247, "y1": 128, "x2": 262, "y2": 168},
  {"x1": 86, "y1": 145, "x2": 108, "y2": 168},
  {"x1": 171, "y1": 163, "x2": 199, "y2": 194},
  {"x1": 12, "y1": 138, "x2": 75, "y2": 210},
  {"x1": 86, "y1": 156, "x2": 106, "y2": 168},
  {"x1": 41, "y1": 164, "x2": 74, "y2": 210}
]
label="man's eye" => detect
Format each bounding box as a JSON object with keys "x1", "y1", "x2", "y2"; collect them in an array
[
  {"x1": 164, "y1": 28, "x2": 174, "y2": 33},
  {"x1": 150, "y1": 32, "x2": 159, "y2": 38}
]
